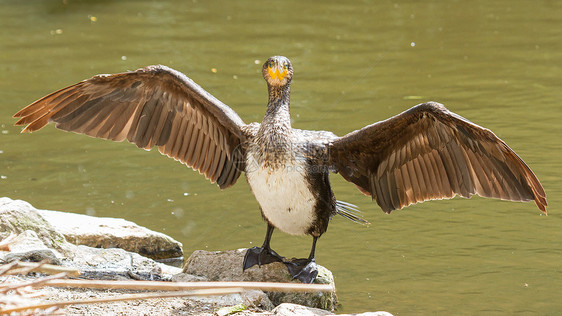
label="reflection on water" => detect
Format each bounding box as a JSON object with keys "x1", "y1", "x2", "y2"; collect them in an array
[{"x1": 1, "y1": 0, "x2": 561, "y2": 314}]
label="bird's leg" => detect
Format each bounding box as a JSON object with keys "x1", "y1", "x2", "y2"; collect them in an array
[
  {"x1": 285, "y1": 236, "x2": 319, "y2": 284},
  {"x1": 243, "y1": 224, "x2": 285, "y2": 270}
]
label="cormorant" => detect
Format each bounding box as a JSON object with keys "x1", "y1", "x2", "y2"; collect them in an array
[{"x1": 14, "y1": 56, "x2": 547, "y2": 283}]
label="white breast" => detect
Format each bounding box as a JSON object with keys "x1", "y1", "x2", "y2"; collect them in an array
[{"x1": 246, "y1": 154, "x2": 316, "y2": 236}]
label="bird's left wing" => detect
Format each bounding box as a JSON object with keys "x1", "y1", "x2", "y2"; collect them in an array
[
  {"x1": 328, "y1": 102, "x2": 547, "y2": 214},
  {"x1": 14, "y1": 65, "x2": 246, "y2": 189}
]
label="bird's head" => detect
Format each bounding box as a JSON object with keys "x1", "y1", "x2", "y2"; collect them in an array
[{"x1": 262, "y1": 56, "x2": 293, "y2": 87}]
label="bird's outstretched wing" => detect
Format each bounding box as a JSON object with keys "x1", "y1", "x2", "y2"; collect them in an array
[
  {"x1": 14, "y1": 65, "x2": 246, "y2": 189},
  {"x1": 328, "y1": 102, "x2": 547, "y2": 213}
]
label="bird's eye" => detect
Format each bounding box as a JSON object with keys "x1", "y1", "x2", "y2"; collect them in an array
[
  {"x1": 283, "y1": 63, "x2": 288, "y2": 69},
  {"x1": 268, "y1": 61, "x2": 274, "y2": 68}
]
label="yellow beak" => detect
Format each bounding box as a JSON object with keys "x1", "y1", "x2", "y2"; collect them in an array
[{"x1": 268, "y1": 64, "x2": 287, "y2": 81}]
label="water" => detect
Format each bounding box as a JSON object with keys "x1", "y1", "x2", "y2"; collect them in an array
[{"x1": 1, "y1": 0, "x2": 561, "y2": 314}]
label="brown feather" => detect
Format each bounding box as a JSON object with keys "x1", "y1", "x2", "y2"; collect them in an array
[
  {"x1": 329, "y1": 102, "x2": 547, "y2": 214},
  {"x1": 14, "y1": 65, "x2": 547, "y2": 219},
  {"x1": 14, "y1": 65, "x2": 246, "y2": 189}
]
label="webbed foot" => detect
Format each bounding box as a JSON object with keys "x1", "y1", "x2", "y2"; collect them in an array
[
  {"x1": 285, "y1": 258, "x2": 318, "y2": 284},
  {"x1": 243, "y1": 246, "x2": 285, "y2": 270}
]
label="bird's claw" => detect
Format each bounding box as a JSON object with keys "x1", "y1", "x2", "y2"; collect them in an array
[
  {"x1": 243, "y1": 246, "x2": 285, "y2": 270},
  {"x1": 285, "y1": 258, "x2": 318, "y2": 283}
]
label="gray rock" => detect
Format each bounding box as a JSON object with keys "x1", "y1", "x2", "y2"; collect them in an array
[
  {"x1": 0, "y1": 198, "x2": 390, "y2": 314},
  {"x1": 184, "y1": 249, "x2": 289, "y2": 282},
  {"x1": 37, "y1": 208, "x2": 183, "y2": 261},
  {"x1": 345, "y1": 313, "x2": 394, "y2": 316},
  {"x1": 68, "y1": 245, "x2": 182, "y2": 280},
  {"x1": 0, "y1": 197, "x2": 182, "y2": 281},
  {"x1": 181, "y1": 249, "x2": 337, "y2": 311},
  {"x1": 189, "y1": 290, "x2": 275, "y2": 311},
  {"x1": 273, "y1": 303, "x2": 333, "y2": 316},
  {"x1": 271, "y1": 304, "x2": 395, "y2": 316},
  {"x1": 2, "y1": 230, "x2": 64, "y2": 265},
  {"x1": 171, "y1": 272, "x2": 209, "y2": 282},
  {"x1": 0, "y1": 198, "x2": 74, "y2": 256},
  {"x1": 173, "y1": 268, "x2": 276, "y2": 310},
  {"x1": 242, "y1": 289, "x2": 276, "y2": 310},
  {"x1": 4, "y1": 248, "x2": 62, "y2": 265},
  {"x1": 7, "y1": 230, "x2": 60, "y2": 254},
  {"x1": 1, "y1": 197, "x2": 182, "y2": 261}
]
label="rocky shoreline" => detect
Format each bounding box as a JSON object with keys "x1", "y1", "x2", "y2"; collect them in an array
[{"x1": 0, "y1": 197, "x2": 391, "y2": 315}]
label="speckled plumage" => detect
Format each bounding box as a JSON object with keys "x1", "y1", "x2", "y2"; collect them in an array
[{"x1": 243, "y1": 56, "x2": 340, "y2": 237}]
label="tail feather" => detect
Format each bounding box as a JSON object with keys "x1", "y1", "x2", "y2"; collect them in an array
[{"x1": 336, "y1": 200, "x2": 370, "y2": 225}]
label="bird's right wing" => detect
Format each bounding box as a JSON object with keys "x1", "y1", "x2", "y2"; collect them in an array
[
  {"x1": 14, "y1": 65, "x2": 246, "y2": 189},
  {"x1": 328, "y1": 102, "x2": 547, "y2": 214}
]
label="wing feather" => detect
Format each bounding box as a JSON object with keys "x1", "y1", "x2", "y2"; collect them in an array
[
  {"x1": 14, "y1": 65, "x2": 246, "y2": 189},
  {"x1": 329, "y1": 102, "x2": 547, "y2": 213}
]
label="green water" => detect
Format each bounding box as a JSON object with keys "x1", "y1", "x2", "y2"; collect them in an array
[{"x1": 1, "y1": 0, "x2": 561, "y2": 314}]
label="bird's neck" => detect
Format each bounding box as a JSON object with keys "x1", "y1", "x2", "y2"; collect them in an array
[
  {"x1": 263, "y1": 84, "x2": 292, "y2": 131},
  {"x1": 257, "y1": 84, "x2": 292, "y2": 152}
]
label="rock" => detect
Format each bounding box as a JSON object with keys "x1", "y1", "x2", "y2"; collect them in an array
[
  {"x1": 271, "y1": 304, "x2": 395, "y2": 316},
  {"x1": 0, "y1": 197, "x2": 182, "y2": 262},
  {"x1": 7, "y1": 230, "x2": 60, "y2": 255},
  {"x1": 4, "y1": 249, "x2": 62, "y2": 265},
  {"x1": 243, "y1": 289, "x2": 276, "y2": 310},
  {"x1": 3, "y1": 230, "x2": 63, "y2": 265},
  {"x1": 181, "y1": 249, "x2": 337, "y2": 311},
  {"x1": 37, "y1": 207, "x2": 183, "y2": 262},
  {"x1": 184, "y1": 249, "x2": 289, "y2": 282},
  {"x1": 0, "y1": 197, "x2": 182, "y2": 281},
  {"x1": 0, "y1": 198, "x2": 74, "y2": 256},
  {"x1": 271, "y1": 305, "x2": 395, "y2": 316},
  {"x1": 69, "y1": 245, "x2": 182, "y2": 280},
  {"x1": 0, "y1": 197, "x2": 390, "y2": 315},
  {"x1": 189, "y1": 289, "x2": 275, "y2": 311},
  {"x1": 171, "y1": 272, "x2": 209, "y2": 282},
  {"x1": 173, "y1": 267, "x2": 276, "y2": 311},
  {"x1": 344, "y1": 313, "x2": 394, "y2": 316},
  {"x1": 273, "y1": 303, "x2": 333, "y2": 315}
]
